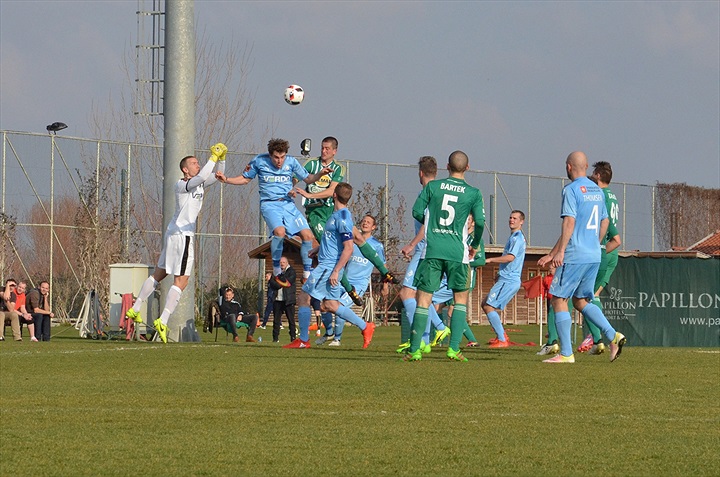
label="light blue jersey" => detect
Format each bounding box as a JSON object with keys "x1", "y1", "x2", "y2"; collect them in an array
[
  {"x1": 346, "y1": 236, "x2": 385, "y2": 291},
  {"x1": 318, "y1": 208, "x2": 354, "y2": 264},
  {"x1": 561, "y1": 176, "x2": 608, "y2": 264},
  {"x1": 498, "y1": 230, "x2": 526, "y2": 281},
  {"x1": 242, "y1": 153, "x2": 309, "y2": 202},
  {"x1": 303, "y1": 207, "x2": 356, "y2": 304}
]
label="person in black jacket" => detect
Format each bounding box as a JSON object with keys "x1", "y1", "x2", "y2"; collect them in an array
[
  {"x1": 260, "y1": 272, "x2": 277, "y2": 329},
  {"x1": 219, "y1": 287, "x2": 258, "y2": 343},
  {"x1": 269, "y1": 256, "x2": 296, "y2": 343}
]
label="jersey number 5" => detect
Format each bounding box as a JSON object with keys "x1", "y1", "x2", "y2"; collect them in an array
[{"x1": 440, "y1": 194, "x2": 458, "y2": 226}]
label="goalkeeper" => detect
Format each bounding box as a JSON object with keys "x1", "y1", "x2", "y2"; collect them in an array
[{"x1": 125, "y1": 143, "x2": 228, "y2": 343}]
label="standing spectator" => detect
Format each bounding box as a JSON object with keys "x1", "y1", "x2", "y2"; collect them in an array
[
  {"x1": 481, "y1": 210, "x2": 527, "y2": 348},
  {"x1": 259, "y1": 272, "x2": 276, "y2": 329},
  {"x1": 0, "y1": 278, "x2": 22, "y2": 341},
  {"x1": 270, "y1": 256, "x2": 297, "y2": 343},
  {"x1": 14, "y1": 281, "x2": 38, "y2": 342},
  {"x1": 26, "y1": 280, "x2": 54, "y2": 342},
  {"x1": 219, "y1": 287, "x2": 258, "y2": 343},
  {"x1": 538, "y1": 151, "x2": 626, "y2": 363}
]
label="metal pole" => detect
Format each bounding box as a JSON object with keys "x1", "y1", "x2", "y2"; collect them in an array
[
  {"x1": 49, "y1": 135, "x2": 55, "y2": 302},
  {"x1": 623, "y1": 182, "x2": 627, "y2": 250},
  {"x1": 651, "y1": 185, "x2": 656, "y2": 252},
  {"x1": 125, "y1": 143, "x2": 132, "y2": 259},
  {"x1": 163, "y1": 0, "x2": 197, "y2": 341},
  {"x1": 384, "y1": 163, "x2": 389, "y2": 245},
  {"x1": 527, "y1": 175, "x2": 532, "y2": 245},
  {"x1": 1, "y1": 132, "x2": 5, "y2": 281}
]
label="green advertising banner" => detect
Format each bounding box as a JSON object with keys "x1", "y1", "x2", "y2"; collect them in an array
[{"x1": 603, "y1": 257, "x2": 720, "y2": 347}]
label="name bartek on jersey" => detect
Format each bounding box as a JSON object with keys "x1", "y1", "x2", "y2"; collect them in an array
[
  {"x1": 433, "y1": 182, "x2": 470, "y2": 236},
  {"x1": 441, "y1": 183, "x2": 466, "y2": 193}
]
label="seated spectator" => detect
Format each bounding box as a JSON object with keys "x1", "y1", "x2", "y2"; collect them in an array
[
  {"x1": 26, "y1": 280, "x2": 54, "y2": 342},
  {"x1": 0, "y1": 278, "x2": 22, "y2": 341},
  {"x1": 219, "y1": 287, "x2": 258, "y2": 343},
  {"x1": 14, "y1": 281, "x2": 38, "y2": 342}
]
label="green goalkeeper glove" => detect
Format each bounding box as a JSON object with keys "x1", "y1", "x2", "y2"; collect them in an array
[{"x1": 210, "y1": 143, "x2": 228, "y2": 162}]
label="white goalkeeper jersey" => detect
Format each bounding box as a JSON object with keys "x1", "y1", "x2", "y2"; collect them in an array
[{"x1": 166, "y1": 159, "x2": 223, "y2": 236}]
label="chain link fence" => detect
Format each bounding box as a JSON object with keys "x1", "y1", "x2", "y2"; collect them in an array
[{"x1": 1, "y1": 130, "x2": 659, "y2": 320}]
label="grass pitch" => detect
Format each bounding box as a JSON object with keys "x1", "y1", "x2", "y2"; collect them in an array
[{"x1": 1, "y1": 325, "x2": 718, "y2": 476}]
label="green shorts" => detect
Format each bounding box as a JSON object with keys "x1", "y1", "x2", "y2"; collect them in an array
[
  {"x1": 307, "y1": 206, "x2": 333, "y2": 242},
  {"x1": 595, "y1": 252, "x2": 619, "y2": 291},
  {"x1": 413, "y1": 258, "x2": 471, "y2": 294}
]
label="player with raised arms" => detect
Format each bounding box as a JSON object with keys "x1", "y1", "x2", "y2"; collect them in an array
[
  {"x1": 125, "y1": 143, "x2": 228, "y2": 343},
  {"x1": 216, "y1": 138, "x2": 331, "y2": 287}
]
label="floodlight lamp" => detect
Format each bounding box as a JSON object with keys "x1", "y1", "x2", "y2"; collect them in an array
[
  {"x1": 46, "y1": 122, "x2": 68, "y2": 134},
  {"x1": 300, "y1": 138, "x2": 311, "y2": 156}
]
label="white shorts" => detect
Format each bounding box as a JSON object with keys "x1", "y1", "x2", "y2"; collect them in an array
[{"x1": 158, "y1": 233, "x2": 194, "y2": 276}]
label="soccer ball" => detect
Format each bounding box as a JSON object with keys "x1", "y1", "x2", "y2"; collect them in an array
[{"x1": 284, "y1": 84, "x2": 304, "y2": 105}]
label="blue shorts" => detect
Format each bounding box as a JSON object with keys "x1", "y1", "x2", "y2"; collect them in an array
[
  {"x1": 402, "y1": 251, "x2": 422, "y2": 289},
  {"x1": 302, "y1": 264, "x2": 344, "y2": 302},
  {"x1": 260, "y1": 200, "x2": 309, "y2": 236},
  {"x1": 338, "y1": 278, "x2": 370, "y2": 308},
  {"x1": 485, "y1": 278, "x2": 521, "y2": 310},
  {"x1": 432, "y1": 280, "x2": 454, "y2": 305},
  {"x1": 549, "y1": 262, "x2": 599, "y2": 301}
]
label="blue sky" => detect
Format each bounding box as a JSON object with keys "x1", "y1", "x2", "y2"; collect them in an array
[{"x1": 1, "y1": 0, "x2": 718, "y2": 188}]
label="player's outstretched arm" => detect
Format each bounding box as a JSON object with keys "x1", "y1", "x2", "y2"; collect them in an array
[
  {"x1": 218, "y1": 162, "x2": 253, "y2": 186},
  {"x1": 303, "y1": 166, "x2": 334, "y2": 184},
  {"x1": 204, "y1": 143, "x2": 228, "y2": 187},
  {"x1": 187, "y1": 143, "x2": 227, "y2": 189}
]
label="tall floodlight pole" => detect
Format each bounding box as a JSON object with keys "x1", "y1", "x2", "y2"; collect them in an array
[{"x1": 163, "y1": 0, "x2": 198, "y2": 341}]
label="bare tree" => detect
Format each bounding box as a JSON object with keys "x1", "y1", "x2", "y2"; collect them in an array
[
  {"x1": 85, "y1": 33, "x2": 275, "y2": 318},
  {"x1": 655, "y1": 183, "x2": 720, "y2": 249}
]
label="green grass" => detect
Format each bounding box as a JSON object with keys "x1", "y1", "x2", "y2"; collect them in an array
[{"x1": 1, "y1": 325, "x2": 718, "y2": 476}]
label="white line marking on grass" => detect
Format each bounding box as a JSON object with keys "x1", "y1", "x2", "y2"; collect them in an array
[{"x1": 0, "y1": 343, "x2": 220, "y2": 357}]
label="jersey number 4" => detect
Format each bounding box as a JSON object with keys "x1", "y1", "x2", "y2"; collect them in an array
[{"x1": 586, "y1": 204, "x2": 599, "y2": 235}]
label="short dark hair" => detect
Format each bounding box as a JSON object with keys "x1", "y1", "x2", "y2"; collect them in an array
[
  {"x1": 322, "y1": 136, "x2": 338, "y2": 149},
  {"x1": 448, "y1": 150, "x2": 468, "y2": 173},
  {"x1": 179, "y1": 155, "x2": 195, "y2": 172},
  {"x1": 592, "y1": 161, "x2": 613, "y2": 184},
  {"x1": 511, "y1": 210, "x2": 525, "y2": 220},
  {"x1": 268, "y1": 138, "x2": 290, "y2": 155},
  {"x1": 334, "y1": 182, "x2": 353, "y2": 205}
]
